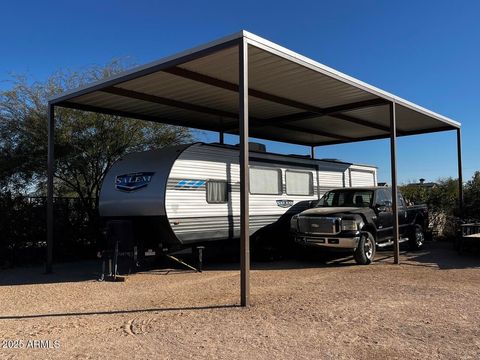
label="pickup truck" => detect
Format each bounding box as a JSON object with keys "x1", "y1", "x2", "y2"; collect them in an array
[{"x1": 290, "y1": 187, "x2": 428, "y2": 265}]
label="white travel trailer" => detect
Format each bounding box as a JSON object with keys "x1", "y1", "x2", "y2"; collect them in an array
[{"x1": 99, "y1": 142, "x2": 377, "y2": 253}]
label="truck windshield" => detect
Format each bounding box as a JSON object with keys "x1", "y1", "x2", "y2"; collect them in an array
[{"x1": 318, "y1": 189, "x2": 374, "y2": 208}]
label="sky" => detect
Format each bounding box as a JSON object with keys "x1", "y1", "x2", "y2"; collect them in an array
[{"x1": 0, "y1": 0, "x2": 478, "y2": 184}]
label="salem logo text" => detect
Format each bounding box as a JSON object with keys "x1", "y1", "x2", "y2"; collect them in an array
[
  {"x1": 276, "y1": 199, "x2": 294, "y2": 208},
  {"x1": 115, "y1": 172, "x2": 155, "y2": 192}
]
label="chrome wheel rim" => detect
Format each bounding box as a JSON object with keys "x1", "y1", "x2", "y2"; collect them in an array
[{"x1": 364, "y1": 236, "x2": 374, "y2": 259}]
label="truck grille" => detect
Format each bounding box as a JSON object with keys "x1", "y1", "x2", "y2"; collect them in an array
[{"x1": 298, "y1": 217, "x2": 340, "y2": 235}]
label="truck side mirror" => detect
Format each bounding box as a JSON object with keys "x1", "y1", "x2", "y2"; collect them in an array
[{"x1": 376, "y1": 200, "x2": 391, "y2": 212}]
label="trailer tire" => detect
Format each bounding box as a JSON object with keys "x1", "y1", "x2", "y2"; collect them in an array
[
  {"x1": 354, "y1": 232, "x2": 375, "y2": 265},
  {"x1": 409, "y1": 224, "x2": 424, "y2": 251}
]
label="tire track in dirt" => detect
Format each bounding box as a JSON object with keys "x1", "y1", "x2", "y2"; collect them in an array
[
  {"x1": 123, "y1": 318, "x2": 136, "y2": 336},
  {"x1": 123, "y1": 316, "x2": 156, "y2": 335}
]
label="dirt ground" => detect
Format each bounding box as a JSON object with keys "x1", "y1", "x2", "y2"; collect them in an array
[{"x1": 0, "y1": 242, "x2": 479, "y2": 360}]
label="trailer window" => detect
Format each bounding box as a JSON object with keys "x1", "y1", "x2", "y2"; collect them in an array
[
  {"x1": 286, "y1": 170, "x2": 313, "y2": 196},
  {"x1": 250, "y1": 167, "x2": 282, "y2": 195},
  {"x1": 206, "y1": 180, "x2": 228, "y2": 203}
]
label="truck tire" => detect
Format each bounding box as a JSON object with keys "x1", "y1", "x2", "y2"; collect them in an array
[
  {"x1": 409, "y1": 224, "x2": 424, "y2": 250},
  {"x1": 354, "y1": 232, "x2": 375, "y2": 265}
]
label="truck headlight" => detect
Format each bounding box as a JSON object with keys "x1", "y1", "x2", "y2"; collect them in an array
[
  {"x1": 290, "y1": 215, "x2": 299, "y2": 231},
  {"x1": 341, "y1": 219, "x2": 359, "y2": 231}
]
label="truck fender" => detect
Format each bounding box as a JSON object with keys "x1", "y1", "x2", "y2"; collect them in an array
[
  {"x1": 359, "y1": 211, "x2": 379, "y2": 235},
  {"x1": 360, "y1": 225, "x2": 377, "y2": 241}
]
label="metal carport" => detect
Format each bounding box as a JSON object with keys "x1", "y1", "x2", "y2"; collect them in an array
[{"x1": 47, "y1": 30, "x2": 462, "y2": 306}]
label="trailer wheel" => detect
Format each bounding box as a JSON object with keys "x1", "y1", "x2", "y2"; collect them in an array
[
  {"x1": 354, "y1": 232, "x2": 375, "y2": 265},
  {"x1": 409, "y1": 224, "x2": 424, "y2": 250}
]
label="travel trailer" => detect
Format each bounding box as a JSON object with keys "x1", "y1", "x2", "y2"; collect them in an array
[{"x1": 99, "y1": 142, "x2": 377, "y2": 256}]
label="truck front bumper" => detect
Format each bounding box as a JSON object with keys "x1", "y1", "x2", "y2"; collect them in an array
[{"x1": 294, "y1": 234, "x2": 360, "y2": 249}]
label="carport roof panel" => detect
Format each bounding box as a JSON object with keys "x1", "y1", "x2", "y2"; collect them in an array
[{"x1": 49, "y1": 30, "x2": 460, "y2": 146}]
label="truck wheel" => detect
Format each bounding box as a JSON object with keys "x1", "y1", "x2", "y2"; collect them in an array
[
  {"x1": 409, "y1": 224, "x2": 424, "y2": 250},
  {"x1": 354, "y1": 232, "x2": 375, "y2": 265}
]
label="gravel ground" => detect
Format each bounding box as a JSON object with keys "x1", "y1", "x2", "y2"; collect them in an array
[{"x1": 0, "y1": 242, "x2": 479, "y2": 360}]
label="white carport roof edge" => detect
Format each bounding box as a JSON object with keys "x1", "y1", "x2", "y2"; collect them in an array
[{"x1": 48, "y1": 30, "x2": 460, "y2": 130}]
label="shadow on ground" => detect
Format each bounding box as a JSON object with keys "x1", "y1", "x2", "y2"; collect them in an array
[
  {"x1": 0, "y1": 260, "x2": 100, "y2": 286},
  {"x1": 0, "y1": 304, "x2": 238, "y2": 321},
  {"x1": 376, "y1": 241, "x2": 480, "y2": 270},
  {"x1": 1, "y1": 241, "x2": 478, "y2": 287}
]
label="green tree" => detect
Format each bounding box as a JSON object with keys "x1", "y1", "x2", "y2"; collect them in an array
[
  {"x1": 401, "y1": 178, "x2": 459, "y2": 237},
  {"x1": 464, "y1": 171, "x2": 480, "y2": 220},
  {"x1": 0, "y1": 60, "x2": 193, "y2": 221}
]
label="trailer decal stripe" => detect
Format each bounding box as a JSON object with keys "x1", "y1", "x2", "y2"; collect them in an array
[{"x1": 174, "y1": 179, "x2": 207, "y2": 190}]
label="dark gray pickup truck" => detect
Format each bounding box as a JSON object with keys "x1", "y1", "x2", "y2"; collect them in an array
[{"x1": 290, "y1": 187, "x2": 428, "y2": 265}]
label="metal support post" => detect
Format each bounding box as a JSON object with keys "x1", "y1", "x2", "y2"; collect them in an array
[
  {"x1": 239, "y1": 38, "x2": 250, "y2": 307},
  {"x1": 46, "y1": 104, "x2": 55, "y2": 273},
  {"x1": 456, "y1": 128, "x2": 464, "y2": 218},
  {"x1": 389, "y1": 101, "x2": 400, "y2": 264}
]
